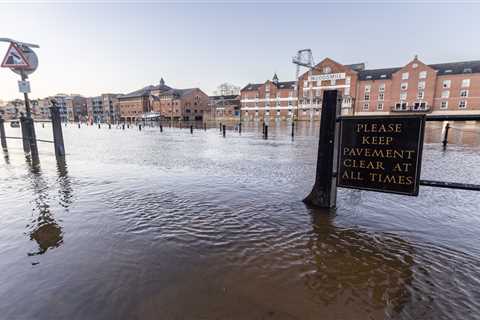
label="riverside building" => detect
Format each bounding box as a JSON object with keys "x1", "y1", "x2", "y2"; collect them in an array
[{"x1": 242, "y1": 56, "x2": 480, "y2": 120}]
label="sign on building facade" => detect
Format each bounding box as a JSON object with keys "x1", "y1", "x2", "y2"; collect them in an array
[{"x1": 337, "y1": 115, "x2": 425, "y2": 196}]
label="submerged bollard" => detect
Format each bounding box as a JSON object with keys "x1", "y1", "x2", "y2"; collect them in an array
[
  {"x1": 108, "y1": 124, "x2": 111, "y2": 129},
  {"x1": 50, "y1": 106, "x2": 65, "y2": 158},
  {"x1": 78, "y1": 123, "x2": 81, "y2": 129},
  {"x1": 222, "y1": 124, "x2": 226, "y2": 137},
  {"x1": 0, "y1": 116, "x2": 7, "y2": 150},
  {"x1": 219, "y1": 123, "x2": 222, "y2": 132},
  {"x1": 190, "y1": 125, "x2": 193, "y2": 134},
  {"x1": 139, "y1": 124, "x2": 142, "y2": 131},
  {"x1": 239, "y1": 122, "x2": 242, "y2": 134},
  {"x1": 442, "y1": 123, "x2": 450, "y2": 149},
  {"x1": 160, "y1": 124, "x2": 163, "y2": 132},
  {"x1": 19, "y1": 115, "x2": 31, "y2": 154},
  {"x1": 264, "y1": 124, "x2": 268, "y2": 139},
  {"x1": 204, "y1": 122, "x2": 207, "y2": 131},
  {"x1": 42, "y1": 123, "x2": 44, "y2": 128},
  {"x1": 122, "y1": 124, "x2": 125, "y2": 130},
  {"x1": 98, "y1": 123, "x2": 101, "y2": 129},
  {"x1": 291, "y1": 122, "x2": 295, "y2": 138}
]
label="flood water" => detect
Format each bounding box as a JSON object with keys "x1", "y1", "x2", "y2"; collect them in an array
[{"x1": 1, "y1": 121, "x2": 479, "y2": 320}]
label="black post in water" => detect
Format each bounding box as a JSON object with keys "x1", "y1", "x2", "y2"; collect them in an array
[
  {"x1": 262, "y1": 122, "x2": 265, "y2": 134},
  {"x1": 42, "y1": 123, "x2": 44, "y2": 128},
  {"x1": 190, "y1": 125, "x2": 193, "y2": 134},
  {"x1": 49, "y1": 105, "x2": 65, "y2": 158},
  {"x1": 108, "y1": 124, "x2": 111, "y2": 129},
  {"x1": 0, "y1": 116, "x2": 7, "y2": 150},
  {"x1": 139, "y1": 124, "x2": 142, "y2": 131},
  {"x1": 264, "y1": 124, "x2": 268, "y2": 139},
  {"x1": 160, "y1": 124, "x2": 163, "y2": 132},
  {"x1": 442, "y1": 123, "x2": 450, "y2": 150},
  {"x1": 98, "y1": 123, "x2": 101, "y2": 129},
  {"x1": 291, "y1": 122, "x2": 295, "y2": 138},
  {"x1": 239, "y1": 122, "x2": 242, "y2": 134},
  {"x1": 25, "y1": 117, "x2": 39, "y2": 164},
  {"x1": 222, "y1": 124, "x2": 226, "y2": 137},
  {"x1": 204, "y1": 122, "x2": 207, "y2": 131},
  {"x1": 303, "y1": 90, "x2": 341, "y2": 208},
  {"x1": 19, "y1": 115, "x2": 30, "y2": 154},
  {"x1": 219, "y1": 123, "x2": 222, "y2": 132}
]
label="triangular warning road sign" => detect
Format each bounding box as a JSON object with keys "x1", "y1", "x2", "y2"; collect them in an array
[{"x1": 1, "y1": 42, "x2": 31, "y2": 69}]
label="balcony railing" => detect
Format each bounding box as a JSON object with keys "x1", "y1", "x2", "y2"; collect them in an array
[{"x1": 390, "y1": 105, "x2": 432, "y2": 113}]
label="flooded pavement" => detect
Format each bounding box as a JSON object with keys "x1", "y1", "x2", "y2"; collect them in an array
[{"x1": 0, "y1": 121, "x2": 479, "y2": 320}]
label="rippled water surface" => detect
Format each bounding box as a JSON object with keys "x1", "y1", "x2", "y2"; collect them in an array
[{"x1": 1, "y1": 121, "x2": 480, "y2": 320}]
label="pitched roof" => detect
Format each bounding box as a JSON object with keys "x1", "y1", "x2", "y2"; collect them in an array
[
  {"x1": 429, "y1": 60, "x2": 480, "y2": 75},
  {"x1": 358, "y1": 67, "x2": 401, "y2": 80},
  {"x1": 241, "y1": 81, "x2": 295, "y2": 91},
  {"x1": 209, "y1": 94, "x2": 240, "y2": 101}
]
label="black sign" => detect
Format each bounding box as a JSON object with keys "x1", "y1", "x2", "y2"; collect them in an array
[{"x1": 337, "y1": 115, "x2": 425, "y2": 196}]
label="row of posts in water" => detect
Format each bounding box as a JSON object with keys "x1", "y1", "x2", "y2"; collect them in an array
[{"x1": 69, "y1": 120, "x2": 297, "y2": 140}]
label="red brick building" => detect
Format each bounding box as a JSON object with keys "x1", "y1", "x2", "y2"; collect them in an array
[
  {"x1": 242, "y1": 57, "x2": 480, "y2": 120},
  {"x1": 240, "y1": 74, "x2": 297, "y2": 121}
]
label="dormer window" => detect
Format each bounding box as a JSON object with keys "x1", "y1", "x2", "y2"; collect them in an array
[
  {"x1": 402, "y1": 72, "x2": 409, "y2": 80},
  {"x1": 463, "y1": 68, "x2": 472, "y2": 73},
  {"x1": 445, "y1": 69, "x2": 452, "y2": 73},
  {"x1": 323, "y1": 67, "x2": 331, "y2": 74},
  {"x1": 380, "y1": 74, "x2": 387, "y2": 78},
  {"x1": 366, "y1": 75, "x2": 372, "y2": 79}
]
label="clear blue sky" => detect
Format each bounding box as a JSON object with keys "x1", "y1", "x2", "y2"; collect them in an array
[{"x1": 1, "y1": 2, "x2": 479, "y2": 101}]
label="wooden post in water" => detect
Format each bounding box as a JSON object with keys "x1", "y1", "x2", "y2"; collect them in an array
[
  {"x1": 19, "y1": 115, "x2": 31, "y2": 154},
  {"x1": 219, "y1": 122, "x2": 222, "y2": 132},
  {"x1": 50, "y1": 105, "x2": 65, "y2": 158},
  {"x1": 139, "y1": 124, "x2": 142, "y2": 131},
  {"x1": 190, "y1": 125, "x2": 193, "y2": 134},
  {"x1": 264, "y1": 124, "x2": 268, "y2": 139},
  {"x1": 160, "y1": 124, "x2": 163, "y2": 132},
  {"x1": 303, "y1": 90, "x2": 342, "y2": 208},
  {"x1": 0, "y1": 116, "x2": 7, "y2": 150},
  {"x1": 239, "y1": 122, "x2": 242, "y2": 134},
  {"x1": 222, "y1": 124, "x2": 226, "y2": 137},
  {"x1": 442, "y1": 123, "x2": 450, "y2": 149},
  {"x1": 204, "y1": 122, "x2": 207, "y2": 131}
]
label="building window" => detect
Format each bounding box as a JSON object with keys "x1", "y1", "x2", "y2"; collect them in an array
[
  {"x1": 378, "y1": 83, "x2": 385, "y2": 92},
  {"x1": 265, "y1": 86, "x2": 270, "y2": 93},
  {"x1": 377, "y1": 102, "x2": 384, "y2": 111},
  {"x1": 462, "y1": 79, "x2": 471, "y2": 87},
  {"x1": 395, "y1": 102, "x2": 408, "y2": 110},
  {"x1": 344, "y1": 86, "x2": 350, "y2": 96},
  {"x1": 441, "y1": 101, "x2": 448, "y2": 109},
  {"x1": 402, "y1": 72, "x2": 409, "y2": 80},
  {"x1": 459, "y1": 100, "x2": 467, "y2": 109},
  {"x1": 443, "y1": 80, "x2": 451, "y2": 89},
  {"x1": 419, "y1": 71, "x2": 427, "y2": 79},
  {"x1": 303, "y1": 80, "x2": 308, "y2": 87},
  {"x1": 363, "y1": 102, "x2": 369, "y2": 111},
  {"x1": 441, "y1": 90, "x2": 450, "y2": 99},
  {"x1": 460, "y1": 89, "x2": 469, "y2": 97},
  {"x1": 400, "y1": 92, "x2": 407, "y2": 100},
  {"x1": 364, "y1": 92, "x2": 370, "y2": 101},
  {"x1": 378, "y1": 92, "x2": 384, "y2": 101},
  {"x1": 417, "y1": 91, "x2": 424, "y2": 99},
  {"x1": 401, "y1": 82, "x2": 408, "y2": 90},
  {"x1": 330, "y1": 79, "x2": 336, "y2": 86},
  {"x1": 323, "y1": 67, "x2": 331, "y2": 73},
  {"x1": 316, "y1": 89, "x2": 321, "y2": 97},
  {"x1": 418, "y1": 81, "x2": 426, "y2": 90},
  {"x1": 364, "y1": 85, "x2": 371, "y2": 93},
  {"x1": 413, "y1": 102, "x2": 427, "y2": 110}
]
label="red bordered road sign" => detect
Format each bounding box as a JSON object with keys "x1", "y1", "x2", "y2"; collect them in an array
[{"x1": 1, "y1": 42, "x2": 31, "y2": 69}]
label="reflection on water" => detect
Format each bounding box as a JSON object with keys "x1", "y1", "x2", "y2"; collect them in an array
[
  {"x1": 23, "y1": 157, "x2": 72, "y2": 256},
  {"x1": 0, "y1": 121, "x2": 479, "y2": 319},
  {"x1": 305, "y1": 211, "x2": 414, "y2": 318}
]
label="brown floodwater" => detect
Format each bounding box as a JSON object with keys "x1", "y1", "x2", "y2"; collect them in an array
[{"x1": 0, "y1": 121, "x2": 479, "y2": 320}]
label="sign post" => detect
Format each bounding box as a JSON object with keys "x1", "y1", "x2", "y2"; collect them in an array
[
  {"x1": 1, "y1": 40, "x2": 39, "y2": 163},
  {"x1": 337, "y1": 115, "x2": 425, "y2": 196},
  {"x1": 303, "y1": 90, "x2": 342, "y2": 208}
]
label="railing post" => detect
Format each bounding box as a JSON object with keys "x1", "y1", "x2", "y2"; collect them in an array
[
  {"x1": 49, "y1": 106, "x2": 65, "y2": 158},
  {"x1": 0, "y1": 116, "x2": 7, "y2": 150},
  {"x1": 442, "y1": 123, "x2": 450, "y2": 149},
  {"x1": 303, "y1": 90, "x2": 341, "y2": 208},
  {"x1": 19, "y1": 115, "x2": 31, "y2": 154}
]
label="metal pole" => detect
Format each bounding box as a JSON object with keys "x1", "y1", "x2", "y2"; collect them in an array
[
  {"x1": 19, "y1": 114, "x2": 30, "y2": 153},
  {"x1": 49, "y1": 105, "x2": 65, "y2": 157},
  {"x1": 442, "y1": 123, "x2": 450, "y2": 149},
  {"x1": 0, "y1": 116, "x2": 7, "y2": 150},
  {"x1": 303, "y1": 90, "x2": 341, "y2": 208}
]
